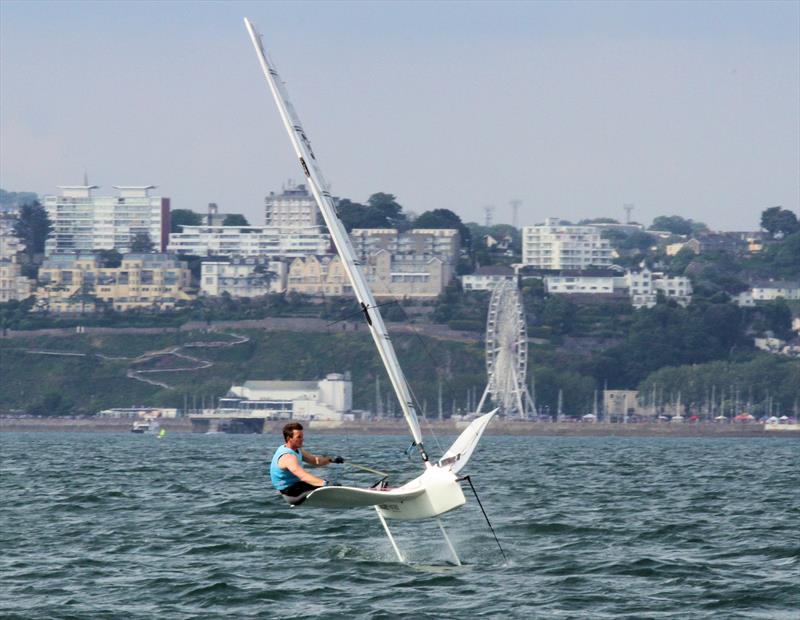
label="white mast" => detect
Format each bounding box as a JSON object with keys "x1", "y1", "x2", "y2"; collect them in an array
[{"x1": 244, "y1": 18, "x2": 428, "y2": 462}]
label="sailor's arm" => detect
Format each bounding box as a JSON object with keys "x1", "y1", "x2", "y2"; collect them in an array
[
  {"x1": 301, "y1": 449, "x2": 332, "y2": 467},
  {"x1": 279, "y1": 453, "x2": 326, "y2": 486}
]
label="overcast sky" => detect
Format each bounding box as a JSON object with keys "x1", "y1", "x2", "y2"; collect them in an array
[{"x1": 1, "y1": 1, "x2": 798, "y2": 231}]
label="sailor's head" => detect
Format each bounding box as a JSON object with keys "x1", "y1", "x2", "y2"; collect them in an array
[{"x1": 283, "y1": 422, "x2": 304, "y2": 448}]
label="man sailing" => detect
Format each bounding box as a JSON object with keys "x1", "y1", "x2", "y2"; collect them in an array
[{"x1": 271, "y1": 422, "x2": 343, "y2": 498}]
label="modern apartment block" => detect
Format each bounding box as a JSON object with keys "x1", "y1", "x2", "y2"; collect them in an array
[
  {"x1": 35, "y1": 253, "x2": 192, "y2": 313},
  {"x1": 201, "y1": 257, "x2": 287, "y2": 296},
  {"x1": 349, "y1": 228, "x2": 460, "y2": 264},
  {"x1": 264, "y1": 182, "x2": 318, "y2": 227},
  {"x1": 167, "y1": 225, "x2": 331, "y2": 258},
  {"x1": 43, "y1": 185, "x2": 170, "y2": 255},
  {"x1": 521, "y1": 218, "x2": 612, "y2": 269}
]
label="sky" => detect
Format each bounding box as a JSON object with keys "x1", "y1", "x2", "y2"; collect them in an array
[{"x1": 1, "y1": 0, "x2": 798, "y2": 231}]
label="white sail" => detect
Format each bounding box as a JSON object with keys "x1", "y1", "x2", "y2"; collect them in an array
[{"x1": 244, "y1": 18, "x2": 427, "y2": 459}]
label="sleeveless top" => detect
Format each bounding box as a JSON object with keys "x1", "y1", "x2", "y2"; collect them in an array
[{"x1": 270, "y1": 446, "x2": 302, "y2": 490}]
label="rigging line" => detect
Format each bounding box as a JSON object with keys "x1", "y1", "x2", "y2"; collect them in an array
[
  {"x1": 388, "y1": 297, "x2": 468, "y2": 442},
  {"x1": 324, "y1": 300, "x2": 401, "y2": 328},
  {"x1": 460, "y1": 475, "x2": 507, "y2": 563}
]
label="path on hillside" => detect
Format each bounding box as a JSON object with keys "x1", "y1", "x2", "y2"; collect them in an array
[
  {"x1": 13, "y1": 332, "x2": 250, "y2": 390},
  {"x1": 2, "y1": 317, "x2": 482, "y2": 343}
]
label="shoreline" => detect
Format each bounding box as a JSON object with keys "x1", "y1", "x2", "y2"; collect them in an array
[{"x1": 1, "y1": 417, "x2": 795, "y2": 437}]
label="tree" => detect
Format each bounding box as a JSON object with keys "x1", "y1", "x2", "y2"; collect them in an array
[
  {"x1": 367, "y1": 193, "x2": 408, "y2": 230},
  {"x1": 650, "y1": 215, "x2": 707, "y2": 236},
  {"x1": 97, "y1": 249, "x2": 122, "y2": 268},
  {"x1": 760, "y1": 206, "x2": 799, "y2": 239},
  {"x1": 130, "y1": 232, "x2": 154, "y2": 253},
  {"x1": 12, "y1": 201, "x2": 52, "y2": 260},
  {"x1": 414, "y1": 209, "x2": 471, "y2": 247},
  {"x1": 222, "y1": 214, "x2": 250, "y2": 226},
  {"x1": 170, "y1": 209, "x2": 203, "y2": 233}
]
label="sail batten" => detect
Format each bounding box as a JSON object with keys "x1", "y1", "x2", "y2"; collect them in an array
[{"x1": 244, "y1": 18, "x2": 426, "y2": 454}]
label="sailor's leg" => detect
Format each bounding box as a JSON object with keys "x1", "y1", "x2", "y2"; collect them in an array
[
  {"x1": 436, "y1": 518, "x2": 461, "y2": 566},
  {"x1": 374, "y1": 507, "x2": 404, "y2": 563}
]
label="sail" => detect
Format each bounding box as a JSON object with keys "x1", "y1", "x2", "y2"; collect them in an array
[{"x1": 244, "y1": 18, "x2": 426, "y2": 456}]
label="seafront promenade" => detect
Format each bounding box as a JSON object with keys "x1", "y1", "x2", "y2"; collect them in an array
[{"x1": 1, "y1": 416, "x2": 795, "y2": 437}]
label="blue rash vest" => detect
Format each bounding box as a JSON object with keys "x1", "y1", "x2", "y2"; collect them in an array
[{"x1": 270, "y1": 445, "x2": 303, "y2": 491}]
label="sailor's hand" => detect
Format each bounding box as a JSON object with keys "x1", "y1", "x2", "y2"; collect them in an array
[{"x1": 332, "y1": 456, "x2": 344, "y2": 464}]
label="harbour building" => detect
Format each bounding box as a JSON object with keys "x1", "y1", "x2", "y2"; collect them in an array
[
  {"x1": 43, "y1": 185, "x2": 170, "y2": 256},
  {"x1": 167, "y1": 225, "x2": 331, "y2": 258}
]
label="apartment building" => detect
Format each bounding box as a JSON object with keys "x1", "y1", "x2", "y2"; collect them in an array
[
  {"x1": 521, "y1": 218, "x2": 612, "y2": 269},
  {"x1": 287, "y1": 250, "x2": 451, "y2": 299},
  {"x1": 35, "y1": 253, "x2": 193, "y2": 313},
  {"x1": 264, "y1": 182, "x2": 318, "y2": 228},
  {"x1": 0, "y1": 259, "x2": 34, "y2": 303},
  {"x1": 544, "y1": 270, "x2": 617, "y2": 295},
  {"x1": 43, "y1": 185, "x2": 170, "y2": 255},
  {"x1": 167, "y1": 225, "x2": 331, "y2": 258},
  {"x1": 201, "y1": 257, "x2": 287, "y2": 296},
  {"x1": 461, "y1": 265, "x2": 516, "y2": 291},
  {"x1": 349, "y1": 228, "x2": 460, "y2": 264}
]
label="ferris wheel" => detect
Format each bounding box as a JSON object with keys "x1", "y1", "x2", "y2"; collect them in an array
[{"x1": 476, "y1": 279, "x2": 530, "y2": 417}]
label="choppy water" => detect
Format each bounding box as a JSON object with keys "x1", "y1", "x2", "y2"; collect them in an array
[{"x1": 1, "y1": 432, "x2": 798, "y2": 619}]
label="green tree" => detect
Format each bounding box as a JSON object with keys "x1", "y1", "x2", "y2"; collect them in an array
[
  {"x1": 414, "y1": 209, "x2": 471, "y2": 247},
  {"x1": 170, "y1": 209, "x2": 203, "y2": 233},
  {"x1": 337, "y1": 198, "x2": 390, "y2": 231},
  {"x1": 130, "y1": 232, "x2": 154, "y2": 253},
  {"x1": 97, "y1": 249, "x2": 122, "y2": 268},
  {"x1": 0, "y1": 189, "x2": 38, "y2": 208},
  {"x1": 650, "y1": 215, "x2": 707, "y2": 236},
  {"x1": 367, "y1": 193, "x2": 407, "y2": 229},
  {"x1": 222, "y1": 214, "x2": 250, "y2": 226},
  {"x1": 12, "y1": 202, "x2": 52, "y2": 260},
  {"x1": 760, "y1": 206, "x2": 799, "y2": 239}
]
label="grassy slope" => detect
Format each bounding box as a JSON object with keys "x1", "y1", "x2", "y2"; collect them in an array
[{"x1": 0, "y1": 330, "x2": 486, "y2": 415}]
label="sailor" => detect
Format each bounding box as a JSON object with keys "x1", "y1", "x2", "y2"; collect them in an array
[{"x1": 270, "y1": 422, "x2": 344, "y2": 497}]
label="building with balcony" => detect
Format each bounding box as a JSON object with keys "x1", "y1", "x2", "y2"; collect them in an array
[
  {"x1": 349, "y1": 228, "x2": 460, "y2": 264},
  {"x1": 287, "y1": 250, "x2": 452, "y2": 299},
  {"x1": 43, "y1": 185, "x2": 170, "y2": 255},
  {"x1": 201, "y1": 256, "x2": 287, "y2": 296},
  {"x1": 461, "y1": 265, "x2": 516, "y2": 291},
  {"x1": 521, "y1": 218, "x2": 612, "y2": 269},
  {"x1": 264, "y1": 182, "x2": 319, "y2": 228},
  {"x1": 167, "y1": 225, "x2": 331, "y2": 258},
  {"x1": 35, "y1": 253, "x2": 193, "y2": 313}
]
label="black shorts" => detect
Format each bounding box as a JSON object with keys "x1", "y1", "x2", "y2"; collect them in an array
[{"x1": 280, "y1": 481, "x2": 321, "y2": 497}]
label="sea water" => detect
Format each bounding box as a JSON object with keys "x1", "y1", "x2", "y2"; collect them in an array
[{"x1": 1, "y1": 432, "x2": 797, "y2": 619}]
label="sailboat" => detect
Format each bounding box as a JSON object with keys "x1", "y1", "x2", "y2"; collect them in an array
[{"x1": 244, "y1": 18, "x2": 498, "y2": 564}]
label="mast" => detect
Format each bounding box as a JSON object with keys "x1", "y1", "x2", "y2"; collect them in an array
[{"x1": 244, "y1": 18, "x2": 428, "y2": 462}]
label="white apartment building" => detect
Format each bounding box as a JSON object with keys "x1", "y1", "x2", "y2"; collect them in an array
[
  {"x1": 349, "y1": 228, "x2": 460, "y2": 264},
  {"x1": 545, "y1": 272, "x2": 616, "y2": 295},
  {"x1": 264, "y1": 182, "x2": 318, "y2": 227},
  {"x1": 201, "y1": 257, "x2": 287, "y2": 296},
  {"x1": 43, "y1": 185, "x2": 170, "y2": 255},
  {"x1": 521, "y1": 218, "x2": 613, "y2": 269},
  {"x1": 736, "y1": 281, "x2": 800, "y2": 306},
  {"x1": 621, "y1": 268, "x2": 692, "y2": 308},
  {"x1": 218, "y1": 374, "x2": 352, "y2": 421},
  {"x1": 461, "y1": 265, "x2": 516, "y2": 291},
  {"x1": 167, "y1": 225, "x2": 331, "y2": 258}
]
